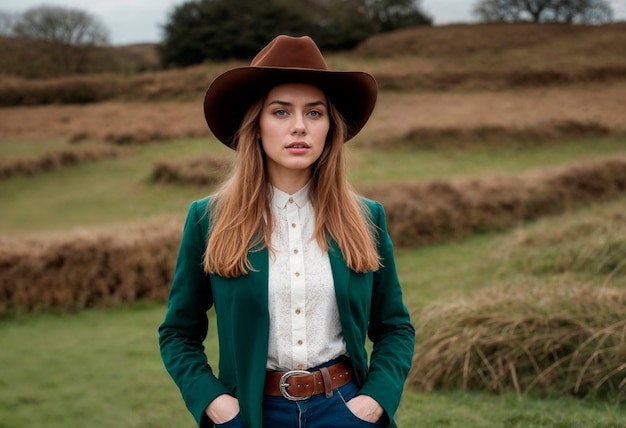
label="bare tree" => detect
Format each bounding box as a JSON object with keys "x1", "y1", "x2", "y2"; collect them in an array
[
  {"x1": 472, "y1": 0, "x2": 614, "y2": 23},
  {"x1": 11, "y1": 5, "x2": 110, "y2": 74},
  {"x1": 472, "y1": 0, "x2": 525, "y2": 22},
  {"x1": 0, "y1": 11, "x2": 18, "y2": 36},
  {"x1": 13, "y1": 5, "x2": 110, "y2": 46},
  {"x1": 549, "y1": 0, "x2": 613, "y2": 23},
  {"x1": 362, "y1": 0, "x2": 432, "y2": 30}
]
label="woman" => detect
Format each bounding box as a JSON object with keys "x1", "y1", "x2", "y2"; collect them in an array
[{"x1": 159, "y1": 35, "x2": 415, "y2": 428}]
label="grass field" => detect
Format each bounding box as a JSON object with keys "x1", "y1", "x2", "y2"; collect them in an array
[
  {"x1": 1, "y1": 199, "x2": 625, "y2": 427},
  {"x1": 3, "y1": 302, "x2": 624, "y2": 428},
  {"x1": 1, "y1": 137, "x2": 625, "y2": 235},
  {"x1": 1, "y1": 22, "x2": 625, "y2": 427},
  {"x1": 1, "y1": 139, "x2": 624, "y2": 426}
]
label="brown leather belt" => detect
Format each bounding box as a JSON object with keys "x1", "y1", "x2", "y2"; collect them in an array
[{"x1": 264, "y1": 360, "x2": 353, "y2": 401}]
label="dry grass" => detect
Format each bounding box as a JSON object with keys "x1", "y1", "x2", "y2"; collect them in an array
[
  {"x1": 370, "y1": 65, "x2": 626, "y2": 92},
  {"x1": 343, "y1": 23, "x2": 626, "y2": 91},
  {"x1": 151, "y1": 155, "x2": 233, "y2": 186},
  {"x1": 0, "y1": 102, "x2": 209, "y2": 144},
  {"x1": 0, "y1": 37, "x2": 160, "y2": 78},
  {"x1": 392, "y1": 120, "x2": 621, "y2": 149},
  {"x1": 361, "y1": 154, "x2": 626, "y2": 246},
  {"x1": 1, "y1": 23, "x2": 624, "y2": 105},
  {"x1": 0, "y1": 62, "x2": 233, "y2": 107},
  {"x1": 352, "y1": 23, "x2": 626, "y2": 69},
  {"x1": 0, "y1": 74, "x2": 125, "y2": 106},
  {"x1": 0, "y1": 219, "x2": 181, "y2": 315},
  {"x1": 408, "y1": 281, "x2": 626, "y2": 401},
  {"x1": 357, "y1": 83, "x2": 626, "y2": 146},
  {"x1": 356, "y1": 23, "x2": 625, "y2": 61},
  {"x1": 495, "y1": 203, "x2": 626, "y2": 278},
  {"x1": 1, "y1": 155, "x2": 625, "y2": 314},
  {"x1": 1, "y1": 83, "x2": 625, "y2": 145},
  {"x1": 1, "y1": 23, "x2": 624, "y2": 145},
  {"x1": 0, "y1": 146, "x2": 122, "y2": 180}
]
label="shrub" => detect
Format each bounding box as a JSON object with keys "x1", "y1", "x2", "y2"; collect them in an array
[
  {"x1": 0, "y1": 146, "x2": 121, "y2": 180},
  {"x1": 0, "y1": 74, "x2": 124, "y2": 106},
  {"x1": 496, "y1": 203, "x2": 626, "y2": 277},
  {"x1": 408, "y1": 282, "x2": 626, "y2": 401},
  {"x1": 151, "y1": 156, "x2": 232, "y2": 186}
]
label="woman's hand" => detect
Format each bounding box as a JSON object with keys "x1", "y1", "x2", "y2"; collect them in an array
[
  {"x1": 205, "y1": 394, "x2": 240, "y2": 424},
  {"x1": 346, "y1": 394, "x2": 384, "y2": 423}
]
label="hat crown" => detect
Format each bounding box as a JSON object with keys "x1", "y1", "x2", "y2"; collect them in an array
[{"x1": 250, "y1": 35, "x2": 328, "y2": 71}]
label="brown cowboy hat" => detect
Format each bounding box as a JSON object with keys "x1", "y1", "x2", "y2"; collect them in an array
[{"x1": 203, "y1": 35, "x2": 378, "y2": 149}]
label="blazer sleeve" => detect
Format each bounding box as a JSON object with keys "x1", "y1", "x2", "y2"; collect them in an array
[
  {"x1": 358, "y1": 200, "x2": 416, "y2": 424},
  {"x1": 158, "y1": 200, "x2": 230, "y2": 428}
]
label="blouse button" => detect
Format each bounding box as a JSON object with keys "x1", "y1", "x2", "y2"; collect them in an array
[
  {"x1": 297, "y1": 340, "x2": 303, "y2": 346},
  {"x1": 293, "y1": 249, "x2": 299, "y2": 254},
  {"x1": 288, "y1": 197, "x2": 294, "y2": 204},
  {"x1": 295, "y1": 308, "x2": 301, "y2": 315},
  {"x1": 295, "y1": 272, "x2": 300, "y2": 277},
  {"x1": 291, "y1": 223, "x2": 296, "y2": 228}
]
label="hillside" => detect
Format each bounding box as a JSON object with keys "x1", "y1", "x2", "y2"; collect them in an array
[
  {"x1": 1, "y1": 22, "x2": 625, "y2": 426},
  {"x1": 356, "y1": 22, "x2": 626, "y2": 63},
  {"x1": 0, "y1": 37, "x2": 160, "y2": 78},
  {"x1": 349, "y1": 22, "x2": 626, "y2": 90},
  {"x1": 0, "y1": 23, "x2": 624, "y2": 104}
]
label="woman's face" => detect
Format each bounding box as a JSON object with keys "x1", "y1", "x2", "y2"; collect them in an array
[{"x1": 259, "y1": 83, "x2": 329, "y2": 187}]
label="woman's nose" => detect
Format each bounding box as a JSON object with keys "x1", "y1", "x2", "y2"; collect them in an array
[{"x1": 291, "y1": 116, "x2": 306, "y2": 135}]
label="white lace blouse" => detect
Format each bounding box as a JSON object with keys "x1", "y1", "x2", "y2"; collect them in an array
[{"x1": 266, "y1": 183, "x2": 348, "y2": 371}]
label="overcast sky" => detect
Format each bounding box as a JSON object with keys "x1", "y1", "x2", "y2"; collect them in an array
[{"x1": 0, "y1": 0, "x2": 624, "y2": 45}]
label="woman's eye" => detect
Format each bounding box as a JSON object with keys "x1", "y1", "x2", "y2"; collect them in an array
[
  {"x1": 308, "y1": 110, "x2": 321, "y2": 118},
  {"x1": 274, "y1": 109, "x2": 288, "y2": 116}
]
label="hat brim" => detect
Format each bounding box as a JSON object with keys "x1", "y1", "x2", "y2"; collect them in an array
[{"x1": 204, "y1": 66, "x2": 378, "y2": 148}]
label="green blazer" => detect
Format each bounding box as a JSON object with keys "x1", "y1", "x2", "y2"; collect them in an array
[{"x1": 159, "y1": 196, "x2": 415, "y2": 428}]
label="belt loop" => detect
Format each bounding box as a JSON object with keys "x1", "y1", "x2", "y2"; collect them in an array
[{"x1": 319, "y1": 367, "x2": 333, "y2": 398}]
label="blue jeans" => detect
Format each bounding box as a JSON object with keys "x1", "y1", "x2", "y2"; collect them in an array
[
  {"x1": 216, "y1": 381, "x2": 382, "y2": 428},
  {"x1": 216, "y1": 359, "x2": 384, "y2": 428},
  {"x1": 262, "y1": 379, "x2": 383, "y2": 428},
  {"x1": 215, "y1": 412, "x2": 245, "y2": 428}
]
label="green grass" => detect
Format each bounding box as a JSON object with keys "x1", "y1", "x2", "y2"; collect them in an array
[
  {"x1": 395, "y1": 233, "x2": 499, "y2": 309},
  {"x1": 2, "y1": 309, "x2": 624, "y2": 428},
  {"x1": 1, "y1": 137, "x2": 624, "y2": 235},
  {"x1": 346, "y1": 137, "x2": 626, "y2": 184},
  {"x1": 0, "y1": 139, "x2": 232, "y2": 235},
  {"x1": 1, "y1": 136, "x2": 625, "y2": 426},
  {"x1": 0, "y1": 139, "x2": 71, "y2": 158},
  {"x1": 0, "y1": 304, "x2": 194, "y2": 428},
  {"x1": 1, "y1": 204, "x2": 625, "y2": 427},
  {"x1": 397, "y1": 389, "x2": 626, "y2": 427}
]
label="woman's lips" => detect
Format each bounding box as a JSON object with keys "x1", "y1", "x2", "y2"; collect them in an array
[{"x1": 286, "y1": 142, "x2": 310, "y2": 154}]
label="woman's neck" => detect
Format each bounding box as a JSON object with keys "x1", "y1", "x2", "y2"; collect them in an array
[{"x1": 268, "y1": 169, "x2": 312, "y2": 195}]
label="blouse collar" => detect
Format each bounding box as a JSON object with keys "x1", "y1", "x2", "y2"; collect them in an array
[{"x1": 270, "y1": 181, "x2": 311, "y2": 209}]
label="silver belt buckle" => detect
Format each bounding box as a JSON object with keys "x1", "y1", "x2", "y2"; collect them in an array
[{"x1": 279, "y1": 370, "x2": 311, "y2": 401}]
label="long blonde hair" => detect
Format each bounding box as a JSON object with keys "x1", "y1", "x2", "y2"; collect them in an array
[{"x1": 204, "y1": 91, "x2": 380, "y2": 278}]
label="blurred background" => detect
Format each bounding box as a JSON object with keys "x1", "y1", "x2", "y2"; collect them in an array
[{"x1": 0, "y1": 1, "x2": 625, "y2": 427}]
